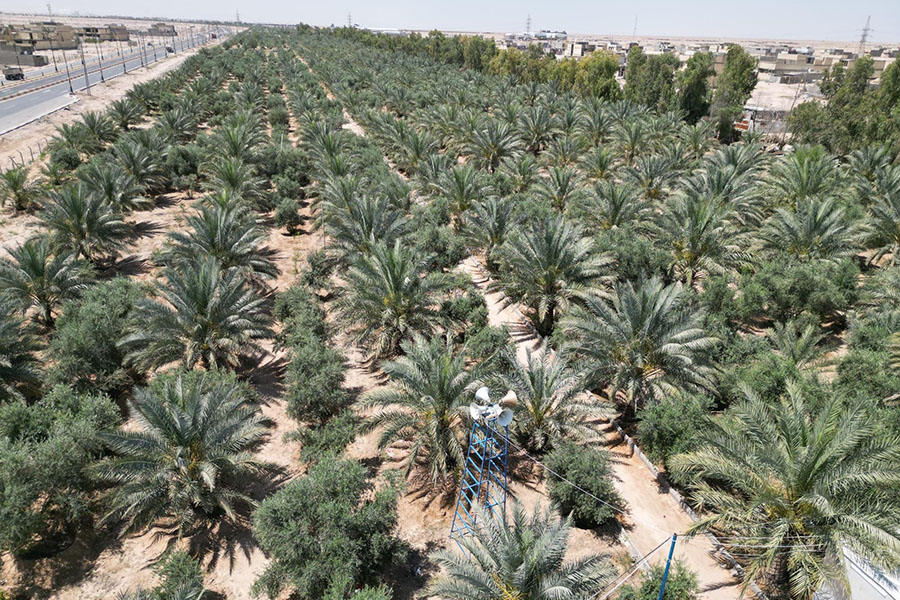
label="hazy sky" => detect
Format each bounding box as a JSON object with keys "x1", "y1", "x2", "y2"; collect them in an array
[{"x1": 6, "y1": 0, "x2": 900, "y2": 43}]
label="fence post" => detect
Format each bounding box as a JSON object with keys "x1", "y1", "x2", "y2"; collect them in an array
[{"x1": 29, "y1": 147, "x2": 34, "y2": 161}]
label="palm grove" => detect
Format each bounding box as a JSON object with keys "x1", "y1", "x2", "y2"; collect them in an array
[{"x1": 0, "y1": 23, "x2": 898, "y2": 600}]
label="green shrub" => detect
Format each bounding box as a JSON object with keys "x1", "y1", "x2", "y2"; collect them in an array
[
  {"x1": 300, "y1": 249, "x2": 334, "y2": 290},
  {"x1": 619, "y1": 561, "x2": 699, "y2": 600},
  {"x1": 545, "y1": 442, "x2": 625, "y2": 527},
  {"x1": 273, "y1": 284, "x2": 328, "y2": 345},
  {"x1": 0, "y1": 386, "x2": 119, "y2": 557},
  {"x1": 269, "y1": 106, "x2": 290, "y2": 128},
  {"x1": 274, "y1": 197, "x2": 302, "y2": 234},
  {"x1": 253, "y1": 456, "x2": 405, "y2": 599},
  {"x1": 286, "y1": 338, "x2": 349, "y2": 425},
  {"x1": 293, "y1": 410, "x2": 358, "y2": 465},
  {"x1": 50, "y1": 147, "x2": 82, "y2": 171},
  {"x1": 835, "y1": 349, "x2": 900, "y2": 404},
  {"x1": 637, "y1": 394, "x2": 711, "y2": 467},
  {"x1": 48, "y1": 278, "x2": 143, "y2": 395}
]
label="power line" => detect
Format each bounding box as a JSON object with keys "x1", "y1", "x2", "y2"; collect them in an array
[
  {"x1": 589, "y1": 536, "x2": 674, "y2": 600},
  {"x1": 506, "y1": 437, "x2": 628, "y2": 518}
]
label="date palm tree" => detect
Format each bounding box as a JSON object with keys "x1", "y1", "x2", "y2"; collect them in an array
[
  {"x1": 519, "y1": 105, "x2": 558, "y2": 155},
  {"x1": 0, "y1": 238, "x2": 90, "y2": 326},
  {"x1": 625, "y1": 154, "x2": 676, "y2": 200},
  {"x1": 465, "y1": 119, "x2": 523, "y2": 172},
  {"x1": 80, "y1": 111, "x2": 119, "y2": 150},
  {"x1": 120, "y1": 258, "x2": 273, "y2": 370},
  {"x1": 492, "y1": 217, "x2": 611, "y2": 337},
  {"x1": 766, "y1": 321, "x2": 826, "y2": 371},
  {"x1": 865, "y1": 182, "x2": 900, "y2": 265},
  {"x1": 574, "y1": 181, "x2": 645, "y2": 231},
  {"x1": 158, "y1": 107, "x2": 198, "y2": 145},
  {"x1": 91, "y1": 372, "x2": 271, "y2": 536},
  {"x1": 40, "y1": 183, "x2": 129, "y2": 264},
  {"x1": 435, "y1": 164, "x2": 491, "y2": 227},
  {"x1": 204, "y1": 157, "x2": 264, "y2": 206},
  {"x1": 208, "y1": 111, "x2": 267, "y2": 162},
  {"x1": 499, "y1": 153, "x2": 540, "y2": 193},
  {"x1": 762, "y1": 197, "x2": 862, "y2": 263},
  {"x1": 0, "y1": 165, "x2": 42, "y2": 213},
  {"x1": 766, "y1": 146, "x2": 840, "y2": 205},
  {"x1": 497, "y1": 345, "x2": 600, "y2": 452},
  {"x1": 108, "y1": 98, "x2": 143, "y2": 131},
  {"x1": 579, "y1": 146, "x2": 613, "y2": 180},
  {"x1": 360, "y1": 335, "x2": 477, "y2": 485},
  {"x1": 338, "y1": 241, "x2": 454, "y2": 361},
  {"x1": 462, "y1": 197, "x2": 514, "y2": 272},
  {"x1": 163, "y1": 204, "x2": 278, "y2": 280},
  {"x1": 0, "y1": 300, "x2": 41, "y2": 401},
  {"x1": 112, "y1": 133, "x2": 167, "y2": 193},
  {"x1": 77, "y1": 162, "x2": 147, "y2": 214},
  {"x1": 535, "y1": 166, "x2": 585, "y2": 212},
  {"x1": 326, "y1": 195, "x2": 407, "y2": 264},
  {"x1": 428, "y1": 502, "x2": 616, "y2": 600},
  {"x1": 671, "y1": 382, "x2": 900, "y2": 600},
  {"x1": 562, "y1": 277, "x2": 717, "y2": 412},
  {"x1": 653, "y1": 194, "x2": 753, "y2": 287}
]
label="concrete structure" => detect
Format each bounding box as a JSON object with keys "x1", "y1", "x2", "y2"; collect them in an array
[
  {"x1": 76, "y1": 24, "x2": 129, "y2": 42},
  {"x1": 147, "y1": 22, "x2": 177, "y2": 37},
  {"x1": 0, "y1": 22, "x2": 78, "y2": 51},
  {"x1": 0, "y1": 43, "x2": 49, "y2": 66}
]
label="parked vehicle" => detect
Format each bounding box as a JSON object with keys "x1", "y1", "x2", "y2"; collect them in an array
[{"x1": 3, "y1": 66, "x2": 24, "y2": 81}]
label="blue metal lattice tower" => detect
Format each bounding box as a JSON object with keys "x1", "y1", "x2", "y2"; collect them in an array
[{"x1": 449, "y1": 415, "x2": 509, "y2": 549}]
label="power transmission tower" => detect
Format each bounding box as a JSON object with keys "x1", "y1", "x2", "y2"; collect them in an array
[
  {"x1": 235, "y1": 9, "x2": 241, "y2": 24},
  {"x1": 857, "y1": 15, "x2": 871, "y2": 56},
  {"x1": 526, "y1": 14, "x2": 531, "y2": 35},
  {"x1": 347, "y1": 12, "x2": 353, "y2": 27},
  {"x1": 633, "y1": 16, "x2": 638, "y2": 39},
  {"x1": 47, "y1": 3, "x2": 52, "y2": 17}
]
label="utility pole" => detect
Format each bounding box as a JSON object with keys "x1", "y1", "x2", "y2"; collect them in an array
[
  {"x1": 137, "y1": 32, "x2": 145, "y2": 67},
  {"x1": 116, "y1": 36, "x2": 125, "y2": 73},
  {"x1": 48, "y1": 34, "x2": 59, "y2": 73},
  {"x1": 95, "y1": 33, "x2": 105, "y2": 82},
  {"x1": 857, "y1": 15, "x2": 871, "y2": 56},
  {"x1": 656, "y1": 535, "x2": 678, "y2": 600},
  {"x1": 79, "y1": 38, "x2": 91, "y2": 95}
]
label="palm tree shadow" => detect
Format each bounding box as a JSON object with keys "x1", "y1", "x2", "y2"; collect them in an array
[
  {"x1": 388, "y1": 542, "x2": 439, "y2": 600},
  {"x1": 128, "y1": 219, "x2": 165, "y2": 241},
  {"x1": 99, "y1": 254, "x2": 151, "y2": 278},
  {"x1": 245, "y1": 353, "x2": 287, "y2": 403},
  {"x1": 187, "y1": 517, "x2": 259, "y2": 578}
]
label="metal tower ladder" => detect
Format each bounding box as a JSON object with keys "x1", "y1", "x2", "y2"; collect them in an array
[{"x1": 449, "y1": 416, "x2": 509, "y2": 550}]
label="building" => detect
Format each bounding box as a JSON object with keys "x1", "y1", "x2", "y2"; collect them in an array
[
  {"x1": 76, "y1": 24, "x2": 130, "y2": 42},
  {"x1": 0, "y1": 22, "x2": 79, "y2": 51},
  {"x1": 148, "y1": 22, "x2": 177, "y2": 37},
  {"x1": 0, "y1": 43, "x2": 50, "y2": 66}
]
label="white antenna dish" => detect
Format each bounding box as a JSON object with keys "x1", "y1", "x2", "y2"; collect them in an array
[{"x1": 496, "y1": 408, "x2": 514, "y2": 427}]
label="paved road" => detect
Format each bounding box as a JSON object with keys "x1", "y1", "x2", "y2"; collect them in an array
[{"x1": 0, "y1": 38, "x2": 218, "y2": 136}]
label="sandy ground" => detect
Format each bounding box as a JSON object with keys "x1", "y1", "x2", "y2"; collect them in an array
[{"x1": 0, "y1": 39, "x2": 217, "y2": 169}]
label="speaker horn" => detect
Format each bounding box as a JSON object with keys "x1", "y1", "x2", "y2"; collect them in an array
[
  {"x1": 499, "y1": 390, "x2": 518, "y2": 408},
  {"x1": 496, "y1": 408, "x2": 514, "y2": 428},
  {"x1": 475, "y1": 386, "x2": 491, "y2": 404}
]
